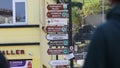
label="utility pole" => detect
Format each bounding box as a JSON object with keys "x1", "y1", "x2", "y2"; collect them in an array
[
  {"x1": 102, "y1": 0, "x2": 105, "y2": 22},
  {"x1": 57, "y1": 0, "x2": 74, "y2": 67}
]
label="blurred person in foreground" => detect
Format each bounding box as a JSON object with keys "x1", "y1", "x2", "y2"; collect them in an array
[
  {"x1": 0, "y1": 53, "x2": 9, "y2": 68},
  {"x1": 83, "y1": 0, "x2": 120, "y2": 68}
]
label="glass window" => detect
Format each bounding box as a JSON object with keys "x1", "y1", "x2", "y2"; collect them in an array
[
  {"x1": 15, "y1": 2, "x2": 26, "y2": 22},
  {"x1": 0, "y1": 0, "x2": 27, "y2": 25}
]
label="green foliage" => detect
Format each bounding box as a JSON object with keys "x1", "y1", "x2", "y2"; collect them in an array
[
  {"x1": 52, "y1": 0, "x2": 110, "y2": 31},
  {"x1": 72, "y1": 2, "x2": 83, "y2": 9},
  {"x1": 82, "y1": 0, "x2": 111, "y2": 16},
  {"x1": 72, "y1": 7, "x2": 82, "y2": 27}
]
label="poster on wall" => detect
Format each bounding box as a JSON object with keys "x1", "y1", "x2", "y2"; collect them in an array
[{"x1": 9, "y1": 59, "x2": 32, "y2": 68}]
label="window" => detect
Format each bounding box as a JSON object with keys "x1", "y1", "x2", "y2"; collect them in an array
[{"x1": 0, "y1": 0, "x2": 27, "y2": 25}]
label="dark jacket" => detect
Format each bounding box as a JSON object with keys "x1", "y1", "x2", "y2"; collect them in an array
[
  {"x1": 0, "y1": 53, "x2": 9, "y2": 68},
  {"x1": 83, "y1": 4, "x2": 120, "y2": 68}
]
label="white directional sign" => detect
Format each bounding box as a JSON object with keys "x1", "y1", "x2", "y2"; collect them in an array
[
  {"x1": 65, "y1": 53, "x2": 75, "y2": 60},
  {"x1": 47, "y1": 18, "x2": 68, "y2": 26},
  {"x1": 49, "y1": 60, "x2": 69, "y2": 66},
  {"x1": 46, "y1": 34, "x2": 68, "y2": 40}
]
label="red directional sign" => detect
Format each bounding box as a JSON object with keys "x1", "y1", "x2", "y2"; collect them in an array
[
  {"x1": 47, "y1": 4, "x2": 68, "y2": 10},
  {"x1": 47, "y1": 11, "x2": 68, "y2": 18},
  {"x1": 46, "y1": 26, "x2": 67, "y2": 33},
  {"x1": 47, "y1": 48, "x2": 69, "y2": 55},
  {"x1": 56, "y1": 65, "x2": 68, "y2": 68}
]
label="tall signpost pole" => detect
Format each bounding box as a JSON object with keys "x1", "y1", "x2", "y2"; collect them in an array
[{"x1": 68, "y1": 0, "x2": 74, "y2": 68}]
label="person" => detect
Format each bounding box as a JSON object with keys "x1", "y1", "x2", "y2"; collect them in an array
[
  {"x1": 83, "y1": 0, "x2": 120, "y2": 68},
  {"x1": 0, "y1": 53, "x2": 9, "y2": 68}
]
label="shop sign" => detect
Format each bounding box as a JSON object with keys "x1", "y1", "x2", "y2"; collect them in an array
[
  {"x1": 49, "y1": 60, "x2": 68, "y2": 66},
  {"x1": 47, "y1": 11, "x2": 68, "y2": 18},
  {"x1": 46, "y1": 34, "x2": 68, "y2": 40},
  {"x1": 47, "y1": 4, "x2": 68, "y2": 10},
  {"x1": 47, "y1": 48, "x2": 69, "y2": 55},
  {"x1": 46, "y1": 26, "x2": 67, "y2": 33},
  {"x1": 47, "y1": 18, "x2": 68, "y2": 26},
  {"x1": 48, "y1": 40, "x2": 68, "y2": 46},
  {"x1": 9, "y1": 60, "x2": 32, "y2": 68},
  {"x1": 0, "y1": 50, "x2": 25, "y2": 55}
]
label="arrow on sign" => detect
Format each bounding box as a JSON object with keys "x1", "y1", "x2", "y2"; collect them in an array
[
  {"x1": 46, "y1": 26, "x2": 67, "y2": 33},
  {"x1": 49, "y1": 60, "x2": 69, "y2": 66},
  {"x1": 47, "y1": 11, "x2": 68, "y2": 18},
  {"x1": 48, "y1": 40, "x2": 68, "y2": 46},
  {"x1": 47, "y1": 4, "x2": 68, "y2": 10}
]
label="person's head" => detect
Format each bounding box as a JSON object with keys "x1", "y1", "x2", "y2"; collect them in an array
[{"x1": 109, "y1": 0, "x2": 120, "y2": 5}]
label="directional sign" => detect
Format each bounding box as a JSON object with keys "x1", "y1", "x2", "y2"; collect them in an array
[
  {"x1": 47, "y1": 11, "x2": 68, "y2": 18},
  {"x1": 47, "y1": 18, "x2": 68, "y2": 26},
  {"x1": 49, "y1": 60, "x2": 68, "y2": 66},
  {"x1": 47, "y1": 4, "x2": 68, "y2": 10},
  {"x1": 46, "y1": 26, "x2": 67, "y2": 33},
  {"x1": 46, "y1": 34, "x2": 68, "y2": 40},
  {"x1": 65, "y1": 53, "x2": 75, "y2": 60},
  {"x1": 48, "y1": 40, "x2": 68, "y2": 46},
  {"x1": 47, "y1": 48, "x2": 69, "y2": 55},
  {"x1": 56, "y1": 65, "x2": 68, "y2": 68}
]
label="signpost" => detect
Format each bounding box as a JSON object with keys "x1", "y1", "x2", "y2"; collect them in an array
[
  {"x1": 49, "y1": 60, "x2": 68, "y2": 66},
  {"x1": 68, "y1": 0, "x2": 74, "y2": 68},
  {"x1": 47, "y1": 48, "x2": 69, "y2": 55},
  {"x1": 46, "y1": 3, "x2": 72, "y2": 68}
]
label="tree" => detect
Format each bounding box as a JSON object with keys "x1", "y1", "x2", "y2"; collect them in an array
[
  {"x1": 74, "y1": 24, "x2": 95, "y2": 43},
  {"x1": 73, "y1": 0, "x2": 111, "y2": 43},
  {"x1": 72, "y1": 2, "x2": 83, "y2": 32}
]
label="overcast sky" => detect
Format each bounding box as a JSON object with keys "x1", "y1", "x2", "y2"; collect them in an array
[
  {"x1": 0, "y1": 0, "x2": 25, "y2": 17},
  {"x1": 0, "y1": 0, "x2": 12, "y2": 9}
]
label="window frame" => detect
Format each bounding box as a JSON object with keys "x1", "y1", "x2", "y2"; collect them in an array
[{"x1": 13, "y1": 0, "x2": 27, "y2": 25}]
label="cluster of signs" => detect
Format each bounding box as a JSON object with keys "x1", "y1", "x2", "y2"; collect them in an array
[
  {"x1": 46, "y1": 4, "x2": 74, "y2": 67},
  {"x1": 46, "y1": 4, "x2": 69, "y2": 55}
]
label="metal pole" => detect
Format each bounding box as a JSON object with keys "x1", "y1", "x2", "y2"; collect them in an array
[
  {"x1": 83, "y1": 0, "x2": 85, "y2": 5},
  {"x1": 102, "y1": 0, "x2": 105, "y2": 22},
  {"x1": 68, "y1": 0, "x2": 74, "y2": 68}
]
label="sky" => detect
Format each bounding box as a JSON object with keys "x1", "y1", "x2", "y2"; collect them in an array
[
  {"x1": 0, "y1": 0, "x2": 26, "y2": 22},
  {"x1": 0, "y1": 0, "x2": 12, "y2": 10}
]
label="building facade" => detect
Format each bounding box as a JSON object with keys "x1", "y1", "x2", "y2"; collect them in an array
[{"x1": 0, "y1": 0, "x2": 55, "y2": 68}]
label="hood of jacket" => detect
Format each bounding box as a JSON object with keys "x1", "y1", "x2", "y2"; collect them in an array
[
  {"x1": 106, "y1": 4, "x2": 120, "y2": 21},
  {"x1": 106, "y1": 4, "x2": 120, "y2": 27}
]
